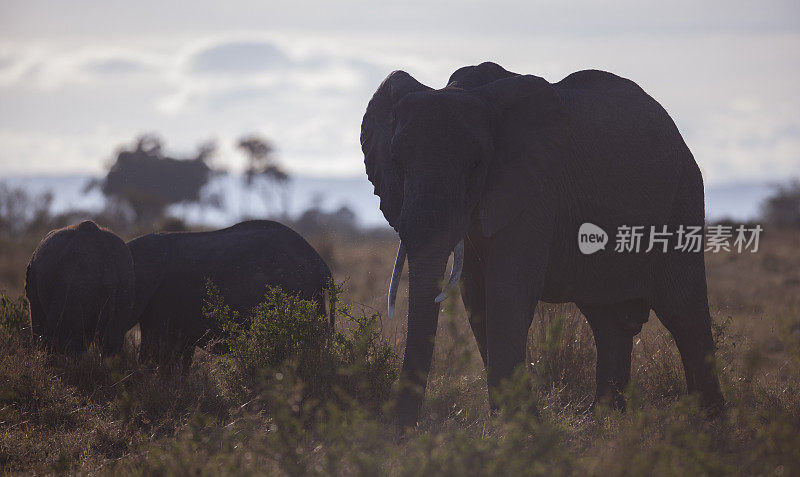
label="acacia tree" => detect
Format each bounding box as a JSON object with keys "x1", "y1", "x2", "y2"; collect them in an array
[
  {"x1": 237, "y1": 134, "x2": 290, "y2": 218},
  {"x1": 99, "y1": 135, "x2": 217, "y2": 226}
]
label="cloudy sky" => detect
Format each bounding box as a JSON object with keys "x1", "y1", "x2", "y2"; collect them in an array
[{"x1": 1, "y1": 0, "x2": 798, "y2": 185}]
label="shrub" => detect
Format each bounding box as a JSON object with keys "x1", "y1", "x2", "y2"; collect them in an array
[{"x1": 204, "y1": 280, "x2": 398, "y2": 411}]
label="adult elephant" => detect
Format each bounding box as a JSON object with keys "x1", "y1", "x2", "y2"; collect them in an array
[
  {"x1": 25, "y1": 220, "x2": 135, "y2": 356},
  {"x1": 361, "y1": 62, "x2": 724, "y2": 427},
  {"x1": 127, "y1": 220, "x2": 334, "y2": 368}
]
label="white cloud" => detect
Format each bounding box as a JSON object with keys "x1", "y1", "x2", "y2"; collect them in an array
[
  {"x1": 691, "y1": 103, "x2": 800, "y2": 184},
  {"x1": 0, "y1": 128, "x2": 135, "y2": 175},
  {"x1": 152, "y1": 36, "x2": 383, "y2": 121},
  {"x1": 0, "y1": 45, "x2": 166, "y2": 90},
  {"x1": 189, "y1": 40, "x2": 291, "y2": 75},
  {"x1": 0, "y1": 46, "x2": 45, "y2": 87},
  {"x1": 0, "y1": 2, "x2": 798, "y2": 185}
]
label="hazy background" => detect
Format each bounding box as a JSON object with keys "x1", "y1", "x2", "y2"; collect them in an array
[{"x1": 1, "y1": 0, "x2": 799, "y2": 225}]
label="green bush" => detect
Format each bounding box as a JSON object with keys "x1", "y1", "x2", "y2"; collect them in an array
[{"x1": 204, "y1": 280, "x2": 398, "y2": 411}]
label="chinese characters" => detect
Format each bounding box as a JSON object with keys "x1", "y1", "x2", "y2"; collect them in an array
[{"x1": 610, "y1": 224, "x2": 762, "y2": 253}]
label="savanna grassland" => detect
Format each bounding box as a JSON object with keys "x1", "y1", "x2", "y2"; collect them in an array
[{"x1": 1, "y1": 225, "x2": 799, "y2": 475}]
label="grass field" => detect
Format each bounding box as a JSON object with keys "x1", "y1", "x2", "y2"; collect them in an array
[{"x1": 1, "y1": 225, "x2": 799, "y2": 475}]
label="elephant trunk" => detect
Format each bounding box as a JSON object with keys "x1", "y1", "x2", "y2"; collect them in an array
[
  {"x1": 388, "y1": 239, "x2": 464, "y2": 319},
  {"x1": 395, "y1": 252, "x2": 448, "y2": 427}
]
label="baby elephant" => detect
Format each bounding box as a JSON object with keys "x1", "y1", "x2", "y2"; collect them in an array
[
  {"x1": 127, "y1": 220, "x2": 334, "y2": 368},
  {"x1": 25, "y1": 220, "x2": 135, "y2": 356}
]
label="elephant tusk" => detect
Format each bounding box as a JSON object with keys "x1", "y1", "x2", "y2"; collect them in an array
[
  {"x1": 387, "y1": 241, "x2": 406, "y2": 320},
  {"x1": 435, "y1": 239, "x2": 464, "y2": 304}
]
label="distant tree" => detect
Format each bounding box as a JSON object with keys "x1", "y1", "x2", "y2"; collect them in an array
[
  {"x1": 762, "y1": 179, "x2": 800, "y2": 228},
  {"x1": 99, "y1": 135, "x2": 216, "y2": 225},
  {"x1": 0, "y1": 183, "x2": 52, "y2": 237},
  {"x1": 237, "y1": 135, "x2": 288, "y2": 185},
  {"x1": 237, "y1": 134, "x2": 290, "y2": 217}
]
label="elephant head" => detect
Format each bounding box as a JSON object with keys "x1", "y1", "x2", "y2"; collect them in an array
[{"x1": 361, "y1": 62, "x2": 570, "y2": 425}]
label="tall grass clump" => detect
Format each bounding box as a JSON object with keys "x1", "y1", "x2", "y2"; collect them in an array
[
  {"x1": 527, "y1": 304, "x2": 596, "y2": 412},
  {"x1": 0, "y1": 292, "x2": 28, "y2": 342}
]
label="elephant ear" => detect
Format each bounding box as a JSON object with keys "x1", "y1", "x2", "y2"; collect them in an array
[
  {"x1": 361, "y1": 71, "x2": 431, "y2": 229},
  {"x1": 472, "y1": 74, "x2": 570, "y2": 237}
]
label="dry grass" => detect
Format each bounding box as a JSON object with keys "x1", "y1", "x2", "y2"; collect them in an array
[{"x1": 1, "y1": 226, "x2": 799, "y2": 475}]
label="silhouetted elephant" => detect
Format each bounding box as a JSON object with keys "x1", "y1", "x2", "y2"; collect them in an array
[
  {"x1": 127, "y1": 220, "x2": 334, "y2": 368},
  {"x1": 361, "y1": 62, "x2": 725, "y2": 427},
  {"x1": 25, "y1": 220, "x2": 135, "y2": 355}
]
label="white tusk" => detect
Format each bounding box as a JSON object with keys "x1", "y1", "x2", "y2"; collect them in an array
[
  {"x1": 387, "y1": 241, "x2": 406, "y2": 320},
  {"x1": 435, "y1": 239, "x2": 465, "y2": 303}
]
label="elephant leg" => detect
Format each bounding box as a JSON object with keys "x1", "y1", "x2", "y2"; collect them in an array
[
  {"x1": 179, "y1": 343, "x2": 195, "y2": 370},
  {"x1": 170, "y1": 314, "x2": 203, "y2": 371},
  {"x1": 138, "y1": 309, "x2": 183, "y2": 368},
  {"x1": 158, "y1": 329, "x2": 194, "y2": 370},
  {"x1": 483, "y1": 231, "x2": 546, "y2": 410},
  {"x1": 43, "y1": 285, "x2": 68, "y2": 351},
  {"x1": 154, "y1": 334, "x2": 192, "y2": 370},
  {"x1": 461, "y1": 236, "x2": 488, "y2": 367},
  {"x1": 138, "y1": 317, "x2": 161, "y2": 365},
  {"x1": 652, "y1": 266, "x2": 724, "y2": 413},
  {"x1": 578, "y1": 301, "x2": 645, "y2": 411},
  {"x1": 483, "y1": 280, "x2": 538, "y2": 410},
  {"x1": 95, "y1": 292, "x2": 114, "y2": 353}
]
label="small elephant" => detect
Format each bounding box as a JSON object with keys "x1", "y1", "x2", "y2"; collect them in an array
[
  {"x1": 25, "y1": 220, "x2": 135, "y2": 356},
  {"x1": 127, "y1": 220, "x2": 334, "y2": 368},
  {"x1": 361, "y1": 62, "x2": 725, "y2": 426}
]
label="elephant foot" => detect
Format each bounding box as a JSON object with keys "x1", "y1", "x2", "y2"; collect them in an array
[
  {"x1": 700, "y1": 392, "x2": 726, "y2": 419},
  {"x1": 392, "y1": 388, "x2": 424, "y2": 431}
]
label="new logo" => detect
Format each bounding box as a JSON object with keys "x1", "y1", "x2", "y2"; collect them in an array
[{"x1": 578, "y1": 223, "x2": 608, "y2": 255}]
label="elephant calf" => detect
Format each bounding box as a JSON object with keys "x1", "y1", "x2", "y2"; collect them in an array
[
  {"x1": 127, "y1": 220, "x2": 334, "y2": 368},
  {"x1": 25, "y1": 220, "x2": 135, "y2": 355}
]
